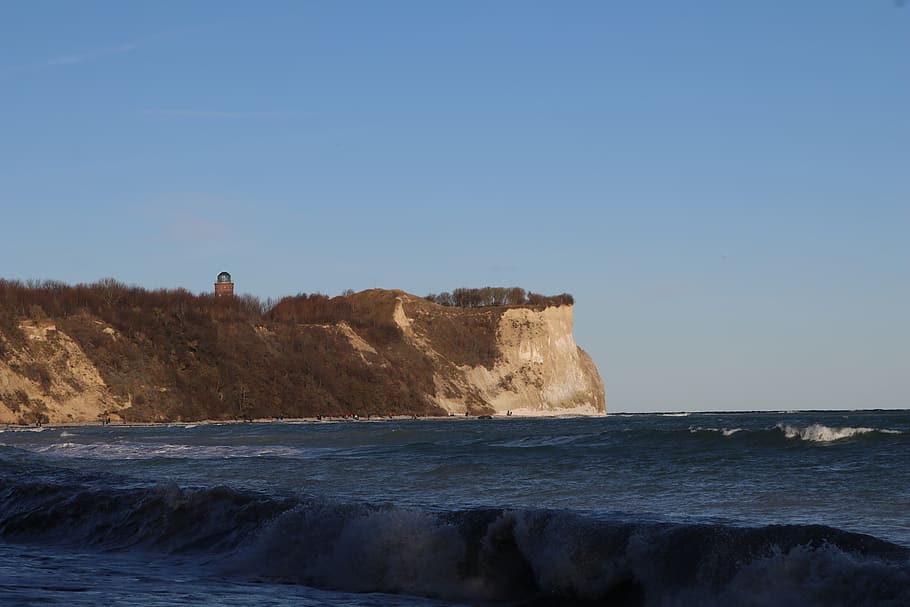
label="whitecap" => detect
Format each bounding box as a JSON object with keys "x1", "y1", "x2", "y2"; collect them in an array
[
  {"x1": 689, "y1": 426, "x2": 742, "y2": 437},
  {"x1": 36, "y1": 442, "x2": 77, "y2": 452},
  {"x1": 778, "y1": 423, "x2": 881, "y2": 443}
]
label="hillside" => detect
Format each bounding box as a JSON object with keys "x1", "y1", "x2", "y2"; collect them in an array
[{"x1": 0, "y1": 281, "x2": 605, "y2": 424}]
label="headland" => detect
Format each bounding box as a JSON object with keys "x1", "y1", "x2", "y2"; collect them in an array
[{"x1": 0, "y1": 280, "x2": 605, "y2": 424}]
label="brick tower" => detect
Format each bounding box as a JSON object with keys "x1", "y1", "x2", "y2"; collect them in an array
[{"x1": 215, "y1": 271, "x2": 234, "y2": 297}]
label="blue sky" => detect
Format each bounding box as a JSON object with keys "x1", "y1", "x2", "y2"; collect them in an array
[{"x1": 1, "y1": 1, "x2": 907, "y2": 411}]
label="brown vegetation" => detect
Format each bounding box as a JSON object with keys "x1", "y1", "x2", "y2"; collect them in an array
[{"x1": 404, "y1": 299, "x2": 501, "y2": 369}]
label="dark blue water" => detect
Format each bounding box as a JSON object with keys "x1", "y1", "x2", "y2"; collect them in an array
[{"x1": 2, "y1": 411, "x2": 909, "y2": 606}]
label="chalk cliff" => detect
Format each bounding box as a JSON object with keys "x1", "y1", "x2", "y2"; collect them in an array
[
  {"x1": 0, "y1": 288, "x2": 605, "y2": 424},
  {"x1": 395, "y1": 295, "x2": 605, "y2": 416}
]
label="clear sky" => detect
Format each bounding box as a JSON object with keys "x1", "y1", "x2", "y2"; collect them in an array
[{"x1": 1, "y1": 1, "x2": 907, "y2": 412}]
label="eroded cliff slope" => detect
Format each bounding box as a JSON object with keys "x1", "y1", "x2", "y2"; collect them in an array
[{"x1": 0, "y1": 287, "x2": 605, "y2": 423}]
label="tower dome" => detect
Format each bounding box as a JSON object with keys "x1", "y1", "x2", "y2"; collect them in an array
[{"x1": 215, "y1": 271, "x2": 234, "y2": 297}]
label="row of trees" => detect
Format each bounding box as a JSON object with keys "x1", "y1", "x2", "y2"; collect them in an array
[
  {"x1": 0, "y1": 278, "x2": 272, "y2": 328},
  {"x1": 424, "y1": 287, "x2": 574, "y2": 309},
  {"x1": 266, "y1": 292, "x2": 354, "y2": 324}
]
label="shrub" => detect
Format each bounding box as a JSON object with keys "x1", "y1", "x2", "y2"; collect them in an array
[{"x1": 24, "y1": 362, "x2": 53, "y2": 392}]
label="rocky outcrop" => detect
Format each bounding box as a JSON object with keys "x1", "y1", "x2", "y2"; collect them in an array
[{"x1": 0, "y1": 289, "x2": 605, "y2": 423}]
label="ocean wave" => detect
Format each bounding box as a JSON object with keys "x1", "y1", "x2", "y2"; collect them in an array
[
  {"x1": 689, "y1": 426, "x2": 743, "y2": 437},
  {"x1": 491, "y1": 434, "x2": 583, "y2": 448},
  {"x1": 776, "y1": 424, "x2": 901, "y2": 443},
  {"x1": 31, "y1": 442, "x2": 312, "y2": 460},
  {"x1": 682, "y1": 424, "x2": 903, "y2": 445},
  {"x1": 0, "y1": 478, "x2": 294, "y2": 554},
  {"x1": 223, "y1": 509, "x2": 910, "y2": 606},
  {"x1": 1, "y1": 478, "x2": 907, "y2": 606}
]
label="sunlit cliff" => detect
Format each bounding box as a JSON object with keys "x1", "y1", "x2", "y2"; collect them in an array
[{"x1": 0, "y1": 282, "x2": 605, "y2": 424}]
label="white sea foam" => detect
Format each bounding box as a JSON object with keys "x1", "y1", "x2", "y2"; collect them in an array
[
  {"x1": 689, "y1": 426, "x2": 743, "y2": 437},
  {"x1": 777, "y1": 423, "x2": 897, "y2": 443},
  {"x1": 33, "y1": 442, "x2": 309, "y2": 460}
]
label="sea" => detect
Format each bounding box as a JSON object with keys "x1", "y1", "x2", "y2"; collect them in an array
[{"x1": 1, "y1": 410, "x2": 909, "y2": 607}]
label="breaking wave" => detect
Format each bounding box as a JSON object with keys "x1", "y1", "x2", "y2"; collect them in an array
[
  {"x1": 1, "y1": 473, "x2": 908, "y2": 606},
  {"x1": 683, "y1": 424, "x2": 903, "y2": 445},
  {"x1": 776, "y1": 423, "x2": 901, "y2": 443}
]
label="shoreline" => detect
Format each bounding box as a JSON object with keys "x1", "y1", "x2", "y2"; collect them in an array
[
  {"x1": 2, "y1": 411, "x2": 607, "y2": 431},
  {"x1": 6, "y1": 408, "x2": 904, "y2": 432}
]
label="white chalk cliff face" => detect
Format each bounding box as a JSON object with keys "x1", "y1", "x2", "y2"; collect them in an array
[{"x1": 396, "y1": 298, "x2": 606, "y2": 416}]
